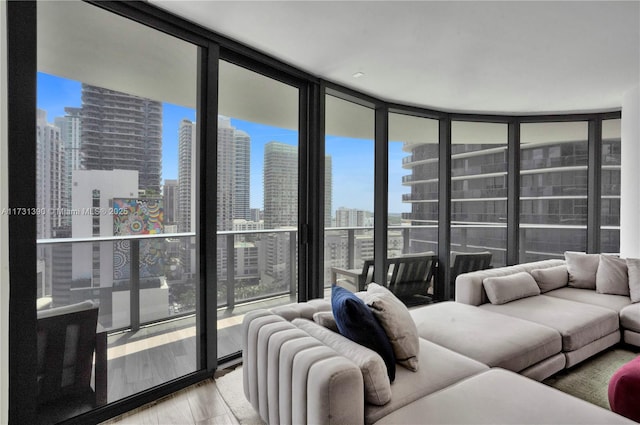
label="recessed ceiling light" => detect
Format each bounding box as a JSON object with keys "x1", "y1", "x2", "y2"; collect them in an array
[{"x1": 352, "y1": 72, "x2": 365, "y2": 79}]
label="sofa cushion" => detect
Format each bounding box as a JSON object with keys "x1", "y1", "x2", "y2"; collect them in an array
[
  {"x1": 312, "y1": 311, "x2": 338, "y2": 332},
  {"x1": 626, "y1": 258, "x2": 640, "y2": 303},
  {"x1": 292, "y1": 318, "x2": 392, "y2": 406},
  {"x1": 565, "y1": 251, "x2": 600, "y2": 289},
  {"x1": 530, "y1": 265, "x2": 568, "y2": 293},
  {"x1": 483, "y1": 272, "x2": 540, "y2": 305},
  {"x1": 479, "y1": 295, "x2": 619, "y2": 351},
  {"x1": 411, "y1": 302, "x2": 561, "y2": 373},
  {"x1": 546, "y1": 287, "x2": 631, "y2": 313},
  {"x1": 364, "y1": 283, "x2": 420, "y2": 371},
  {"x1": 620, "y1": 304, "x2": 640, "y2": 332},
  {"x1": 597, "y1": 255, "x2": 630, "y2": 296},
  {"x1": 373, "y1": 369, "x2": 635, "y2": 425},
  {"x1": 331, "y1": 285, "x2": 396, "y2": 381},
  {"x1": 364, "y1": 338, "x2": 488, "y2": 425}
]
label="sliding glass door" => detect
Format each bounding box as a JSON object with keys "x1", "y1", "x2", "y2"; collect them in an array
[
  {"x1": 451, "y1": 121, "x2": 508, "y2": 267},
  {"x1": 216, "y1": 60, "x2": 301, "y2": 358},
  {"x1": 389, "y1": 113, "x2": 440, "y2": 259},
  {"x1": 35, "y1": 1, "x2": 200, "y2": 420},
  {"x1": 323, "y1": 95, "x2": 375, "y2": 293},
  {"x1": 520, "y1": 121, "x2": 589, "y2": 261}
]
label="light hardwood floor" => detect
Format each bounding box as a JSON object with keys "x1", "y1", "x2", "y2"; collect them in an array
[{"x1": 101, "y1": 378, "x2": 239, "y2": 425}]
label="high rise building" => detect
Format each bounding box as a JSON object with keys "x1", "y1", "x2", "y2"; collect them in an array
[
  {"x1": 36, "y1": 109, "x2": 66, "y2": 239},
  {"x1": 178, "y1": 120, "x2": 196, "y2": 233},
  {"x1": 177, "y1": 120, "x2": 197, "y2": 281},
  {"x1": 264, "y1": 142, "x2": 298, "y2": 229},
  {"x1": 335, "y1": 207, "x2": 372, "y2": 228},
  {"x1": 217, "y1": 116, "x2": 251, "y2": 230},
  {"x1": 401, "y1": 123, "x2": 622, "y2": 264},
  {"x1": 163, "y1": 179, "x2": 178, "y2": 225},
  {"x1": 250, "y1": 208, "x2": 262, "y2": 222},
  {"x1": 80, "y1": 84, "x2": 162, "y2": 193},
  {"x1": 55, "y1": 106, "x2": 82, "y2": 229},
  {"x1": 218, "y1": 117, "x2": 234, "y2": 231},
  {"x1": 262, "y1": 144, "x2": 332, "y2": 228},
  {"x1": 325, "y1": 156, "x2": 333, "y2": 228},
  {"x1": 234, "y1": 129, "x2": 251, "y2": 220}
]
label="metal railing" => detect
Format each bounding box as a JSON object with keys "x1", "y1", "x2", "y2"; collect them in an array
[{"x1": 36, "y1": 223, "x2": 620, "y2": 333}]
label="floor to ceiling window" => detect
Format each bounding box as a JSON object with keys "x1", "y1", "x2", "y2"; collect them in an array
[
  {"x1": 520, "y1": 121, "x2": 589, "y2": 261},
  {"x1": 35, "y1": 1, "x2": 200, "y2": 421},
  {"x1": 323, "y1": 95, "x2": 375, "y2": 291},
  {"x1": 388, "y1": 113, "x2": 439, "y2": 257},
  {"x1": 451, "y1": 121, "x2": 508, "y2": 267},
  {"x1": 601, "y1": 118, "x2": 622, "y2": 253},
  {"x1": 216, "y1": 60, "x2": 300, "y2": 358}
]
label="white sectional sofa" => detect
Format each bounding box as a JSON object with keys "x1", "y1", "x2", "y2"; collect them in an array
[
  {"x1": 242, "y1": 257, "x2": 639, "y2": 425},
  {"x1": 454, "y1": 257, "x2": 640, "y2": 361}
]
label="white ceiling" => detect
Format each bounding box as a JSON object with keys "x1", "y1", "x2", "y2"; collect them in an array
[{"x1": 150, "y1": 0, "x2": 640, "y2": 115}]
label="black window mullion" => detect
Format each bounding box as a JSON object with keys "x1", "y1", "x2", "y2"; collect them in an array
[
  {"x1": 374, "y1": 105, "x2": 389, "y2": 285},
  {"x1": 199, "y1": 42, "x2": 219, "y2": 372},
  {"x1": 7, "y1": 1, "x2": 38, "y2": 423},
  {"x1": 587, "y1": 118, "x2": 603, "y2": 253},
  {"x1": 438, "y1": 115, "x2": 452, "y2": 300},
  {"x1": 305, "y1": 81, "x2": 325, "y2": 300},
  {"x1": 297, "y1": 81, "x2": 313, "y2": 302},
  {"x1": 507, "y1": 119, "x2": 521, "y2": 265}
]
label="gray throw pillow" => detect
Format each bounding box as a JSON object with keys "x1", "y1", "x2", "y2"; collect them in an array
[
  {"x1": 312, "y1": 311, "x2": 339, "y2": 332},
  {"x1": 364, "y1": 283, "x2": 420, "y2": 372},
  {"x1": 482, "y1": 272, "x2": 541, "y2": 305},
  {"x1": 626, "y1": 258, "x2": 640, "y2": 303},
  {"x1": 565, "y1": 251, "x2": 600, "y2": 289},
  {"x1": 596, "y1": 255, "x2": 629, "y2": 296},
  {"x1": 530, "y1": 266, "x2": 568, "y2": 293}
]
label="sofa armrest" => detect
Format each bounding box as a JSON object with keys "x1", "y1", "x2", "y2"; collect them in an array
[
  {"x1": 307, "y1": 356, "x2": 364, "y2": 425},
  {"x1": 243, "y1": 308, "x2": 365, "y2": 425}
]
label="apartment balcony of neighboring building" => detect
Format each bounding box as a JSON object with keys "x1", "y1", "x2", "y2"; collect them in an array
[
  {"x1": 402, "y1": 174, "x2": 439, "y2": 185},
  {"x1": 401, "y1": 154, "x2": 439, "y2": 168}
]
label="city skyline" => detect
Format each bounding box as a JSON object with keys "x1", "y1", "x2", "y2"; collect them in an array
[{"x1": 37, "y1": 72, "x2": 411, "y2": 217}]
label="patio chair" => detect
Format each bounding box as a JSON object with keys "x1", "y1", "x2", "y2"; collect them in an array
[
  {"x1": 36, "y1": 300, "x2": 107, "y2": 424},
  {"x1": 386, "y1": 254, "x2": 438, "y2": 305},
  {"x1": 449, "y1": 251, "x2": 493, "y2": 299},
  {"x1": 335, "y1": 254, "x2": 438, "y2": 305}
]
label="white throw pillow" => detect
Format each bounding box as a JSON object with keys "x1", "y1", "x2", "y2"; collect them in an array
[
  {"x1": 565, "y1": 251, "x2": 600, "y2": 289},
  {"x1": 596, "y1": 255, "x2": 629, "y2": 296},
  {"x1": 483, "y1": 272, "x2": 541, "y2": 305},
  {"x1": 530, "y1": 265, "x2": 568, "y2": 293},
  {"x1": 626, "y1": 258, "x2": 640, "y2": 303},
  {"x1": 364, "y1": 283, "x2": 420, "y2": 372}
]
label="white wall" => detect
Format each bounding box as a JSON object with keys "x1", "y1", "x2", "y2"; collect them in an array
[
  {"x1": 620, "y1": 85, "x2": 640, "y2": 257},
  {"x1": 0, "y1": 0, "x2": 9, "y2": 422}
]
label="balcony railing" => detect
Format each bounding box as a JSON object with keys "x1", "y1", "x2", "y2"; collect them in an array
[{"x1": 36, "y1": 222, "x2": 620, "y2": 334}]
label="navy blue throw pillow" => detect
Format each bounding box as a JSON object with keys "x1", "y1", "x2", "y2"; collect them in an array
[{"x1": 331, "y1": 285, "x2": 396, "y2": 381}]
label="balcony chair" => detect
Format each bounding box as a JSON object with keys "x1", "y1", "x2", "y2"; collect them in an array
[
  {"x1": 36, "y1": 300, "x2": 107, "y2": 425},
  {"x1": 449, "y1": 251, "x2": 493, "y2": 299},
  {"x1": 386, "y1": 254, "x2": 439, "y2": 305},
  {"x1": 335, "y1": 254, "x2": 438, "y2": 305}
]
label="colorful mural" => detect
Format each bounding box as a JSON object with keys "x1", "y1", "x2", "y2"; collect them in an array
[
  {"x1": 113, "y1": 198, "x2": 164, "y2": 236},
  {"x1": 113, "y1": 199, "x2": 165, "y2": 281}
]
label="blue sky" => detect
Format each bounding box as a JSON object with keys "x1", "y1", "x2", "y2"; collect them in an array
[{"x1": 37, "y1": 73, "x2": 410, "y2": 215}]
